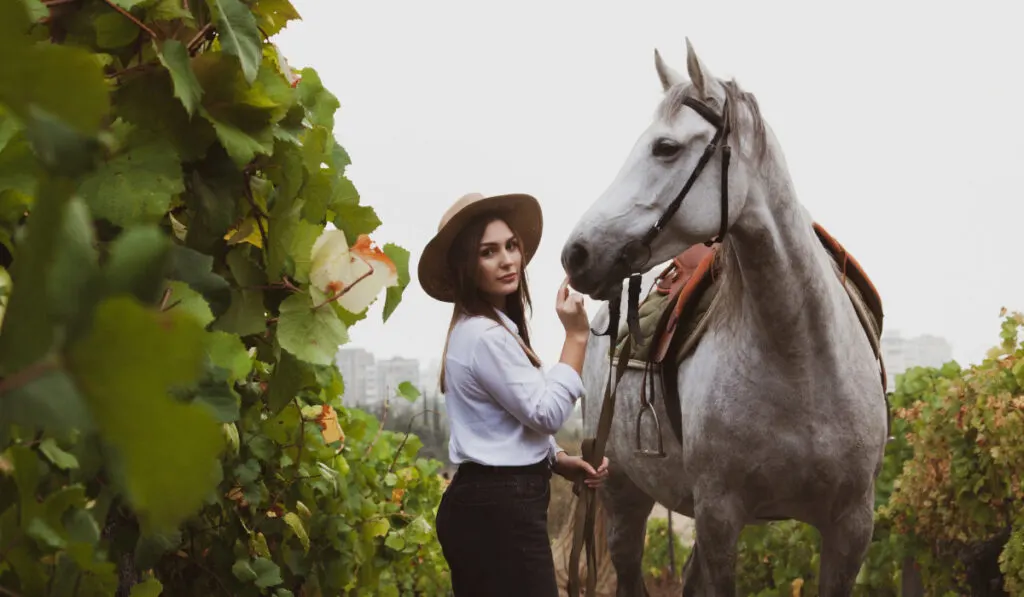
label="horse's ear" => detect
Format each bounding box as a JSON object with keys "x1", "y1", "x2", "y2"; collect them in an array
[
  {"x1": 685, "y1": 37, "x2": 712, "y2": 97},
  {"x1": 654, "y1": 49, "x2": 684, "y2": 92}
]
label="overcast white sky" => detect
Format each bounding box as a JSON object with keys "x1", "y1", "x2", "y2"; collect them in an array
[{"x1": 274, "y1": 1, "x2": 1022, "y2": 372}]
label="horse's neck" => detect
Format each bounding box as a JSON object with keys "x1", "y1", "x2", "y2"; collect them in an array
[{"x1": 721, "y1": 156, "x2": 843, "y2": 367}]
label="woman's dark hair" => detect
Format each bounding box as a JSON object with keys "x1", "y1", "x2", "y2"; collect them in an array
[{"x1": 438, "y1": 212, "x2": 540, "y2": 393}]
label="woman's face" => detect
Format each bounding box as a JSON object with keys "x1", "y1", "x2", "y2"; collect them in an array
[{"x1": 475, "y1": 219, "x2": 522, "y2": 306}]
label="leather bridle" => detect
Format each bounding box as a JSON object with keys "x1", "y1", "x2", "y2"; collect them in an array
[{"x1": 567, "y1": 94, "x2": 734, "y2": 597}]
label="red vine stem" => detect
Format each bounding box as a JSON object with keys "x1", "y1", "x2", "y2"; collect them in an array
[
  {"x1": 188, "y1": 23, "x2": 213, "y2": 53},
  {"x1": 0, "y1": 359, "x2": 60, "y2": 397},
  {"x1": 311, "y1": 255, "x2": 375, "y2": 310},
  {"x1": 101, "y1": 0, "x2": 158, "y2": 40}
]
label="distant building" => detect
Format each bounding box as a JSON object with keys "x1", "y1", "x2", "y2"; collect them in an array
[
  {"x1": 335, "y1": 347, "x2": 377, "y2": 406},
  {"x1": 421, "y1": 358, "x2": 442, "y2": 397},
  {"x1": 375, "y1": 356, "x2": 421, "y2": 401},
  {"x1": 880, "y1": 330, "x2": 954, "y2": 390}
]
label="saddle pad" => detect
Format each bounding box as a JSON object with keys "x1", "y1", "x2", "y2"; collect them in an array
[{"x1": 611, "y1": 222, "x2": 884, "y2": 369}]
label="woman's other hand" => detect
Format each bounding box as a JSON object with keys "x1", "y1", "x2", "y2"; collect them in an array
[{"x1": 553, "y1": 453, "x2": 610, "y2": 488}]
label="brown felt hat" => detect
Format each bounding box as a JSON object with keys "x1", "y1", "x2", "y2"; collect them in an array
[{"x1": 418, "y1": 192, "x2": 543, "y2": 303}]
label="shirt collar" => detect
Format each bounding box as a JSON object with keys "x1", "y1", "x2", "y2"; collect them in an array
[{"x1": 493, "y1": 307, "x2": 518, "y2": 334}]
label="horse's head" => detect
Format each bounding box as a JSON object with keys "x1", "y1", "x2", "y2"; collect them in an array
[{"x1": 562, "y1": 39, "x2": 764, "y2": 300}]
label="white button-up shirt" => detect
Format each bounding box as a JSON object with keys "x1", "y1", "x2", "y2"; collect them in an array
[{"x1": 443, "y1": 308, "x2": 584, "y2": 466}]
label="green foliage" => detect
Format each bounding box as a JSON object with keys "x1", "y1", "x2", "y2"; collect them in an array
[
  {"x1": 0, "y1": 1, "x2": 444, "y2": 595},
  {"x1": 879, "y1": 310, "x2": 1024, "y2": 593},
  {"x1": 641, "y1": 517, "x2": 690, "y2": 584}
]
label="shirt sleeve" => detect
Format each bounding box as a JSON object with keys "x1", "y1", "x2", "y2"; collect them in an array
[
  {"x1": 471, "y1": 325, "x2": 584, "y2": 435},
  {"x1": 548, "y1": 435, "x2": 566, "y2": 463}
]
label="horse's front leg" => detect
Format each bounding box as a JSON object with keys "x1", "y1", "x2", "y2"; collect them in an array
[
  {"x1": 817, "y1": 487, "x2": 875, "y2": 597},
  {"x1": 601, "y1": 465, "x2": 655, "y2": 597},
  {"x1": 692, "y1": 488, "x2": 744, "y2": 597}
]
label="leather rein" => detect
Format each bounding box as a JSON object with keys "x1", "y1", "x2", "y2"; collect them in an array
[{"x1": 567, "y1": 94, "x2": 733, "y2": 597}]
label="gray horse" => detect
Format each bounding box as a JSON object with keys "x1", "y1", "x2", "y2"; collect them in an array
[{"x1": 560, "y1": 40, "x2": 888, "y2": 597}]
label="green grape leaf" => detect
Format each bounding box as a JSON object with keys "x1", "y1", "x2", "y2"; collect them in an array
[
  {"x1": 163, "y1": 280, "x2": 214, "y2": 327},
  {"x1": 267, "y1": 209, "x2": 320, "y2": 283},
  {"x1": 382, "y1": 243, "x2": 410, "y2": 322},
  {"x1": 204, "y1": 330, "x2": 253, "y2": 381},
  {"x1": 0, "y1": 368, "x2": 94, "y2": 438},
  {"x1": 0, "y1": 1, "x2": 109, "y2": 133},
  {"x1": 67, "y1": 295, "x2": 224, "y2": 531},
  {"x1": 212, "y1": 288, "x2": 266, "y2": 336},
  {"x1": 254, "y1": 0, "x2": 301, "y2": 36},
  {"x1": 333, "y1": 204, "x2": 381, "y2": 242},
  {"x1": 38, "y1": 438, "x2": 79, "y2": 470},
  {"x1": 102, "y1": 225, "x2": 172, "y2": 305},
  {"x1": 206, "y1": 0, "x2": 262, "y2": 84},
  {"x1": 128, "y1": 577, "x2": 164, "y2": 597},
  {"x1": 146, "y1": 0, "x2": 193, "y2": 20},
  {"x1": 157, "y1": 39, "x2": 202, "y2": 116},
  {"x1": 294, "y1": 69, "x2": 339, "y2": 130},
  {"x1": 45, "y1": 197, "x2": 99, "y2": 330},
  {"x1": 396, "y1": 381, "x2": 420, "y2": 403},
  {"x1": 0, "y1": 178, "x2": 77, "y2": 373},
  {"x1": 232, "y1": 559, "x2": 257, "y2": 582},
  {"x1": 93, "y1": 11, "x2": 139, "y2": 50},
  {"x1": 267, "y1": 350, "x2": 308, "y2": 414},
  {"x1": 251, "y1": 557, "x2": 283, "y2": 588},
  {"x1": 76, "y1": 134, "x2": 184, "y2": 227},
  {"x1": 277, "y1": 293, "x2": 347, "y2": 366}
]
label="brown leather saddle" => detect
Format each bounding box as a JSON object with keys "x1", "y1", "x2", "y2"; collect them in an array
[{"x1": 611, "y1": 222, "x2": 888, "y2": 449}]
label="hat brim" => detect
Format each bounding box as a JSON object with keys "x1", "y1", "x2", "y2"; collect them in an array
[{"x1": 418, "y1": 193, "x2": 543, "y2": 303}]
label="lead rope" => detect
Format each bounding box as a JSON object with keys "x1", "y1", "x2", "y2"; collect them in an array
[{"x1": 568, "y1": 281, "x2": 632, "y2": 597}]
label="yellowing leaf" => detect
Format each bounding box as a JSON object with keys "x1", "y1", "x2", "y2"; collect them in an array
[
  {"x1": 308, "y1": 229, "x2": 398, "y2": 315},
  {"x1": 225, "y1": 216, "x2": 264, "y2": 248},
  {"x1": 314, "y1": 404, "x2": 343, "y2": 444},
  {"x1": 364, "y1": 518, "x2": 389, "y2": 539},
  {"x1": 282, "y1": 512, "x2": 309, "y2": 552}
]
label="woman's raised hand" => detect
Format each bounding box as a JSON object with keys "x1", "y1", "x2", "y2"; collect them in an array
[{"x1": 556, "y1": 276, "x2": 590, "y2": 340}]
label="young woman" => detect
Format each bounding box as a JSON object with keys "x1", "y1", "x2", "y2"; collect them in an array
[{"x1": 419, "y1": 192, "x2": 610, "y2": 596}]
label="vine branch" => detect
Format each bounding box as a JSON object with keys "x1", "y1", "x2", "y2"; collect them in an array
[
  {"x1": 312, "y1": 268, "x2": 373, "y2": 310},
  {"x1": 0, "y1": 359, "x2": 60, "y2": 397},
  {"x1": 188, "y1": 23, "x2": 213, "y2": 54},
  {"x1": 388, "y1": 409, "x2": 440, "y2": 473},
  {"x1": 311, "y1": 253, "x2": 375, "y2": 310}
]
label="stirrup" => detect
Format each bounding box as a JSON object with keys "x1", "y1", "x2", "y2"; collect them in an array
[{"x1": 634, "y1": 402, "x2": 666, "y2": 458}]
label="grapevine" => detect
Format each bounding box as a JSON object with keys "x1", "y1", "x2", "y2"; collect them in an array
[{"x1": 0, "y1": 0, "x2": 449, "y2": 595}]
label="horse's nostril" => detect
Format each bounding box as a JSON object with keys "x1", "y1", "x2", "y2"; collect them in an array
[{"x1": 566, "y1": 242, "x2": 589, "y2": 272}]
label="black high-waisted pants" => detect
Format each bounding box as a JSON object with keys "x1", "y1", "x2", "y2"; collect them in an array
[{"x1": 435, "y1": 460, "x2": 558, "y2": 597}]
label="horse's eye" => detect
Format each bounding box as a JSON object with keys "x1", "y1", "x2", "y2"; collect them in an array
[{"x1": 652, "y1": 138, "x2": 682, "y2": 158}]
